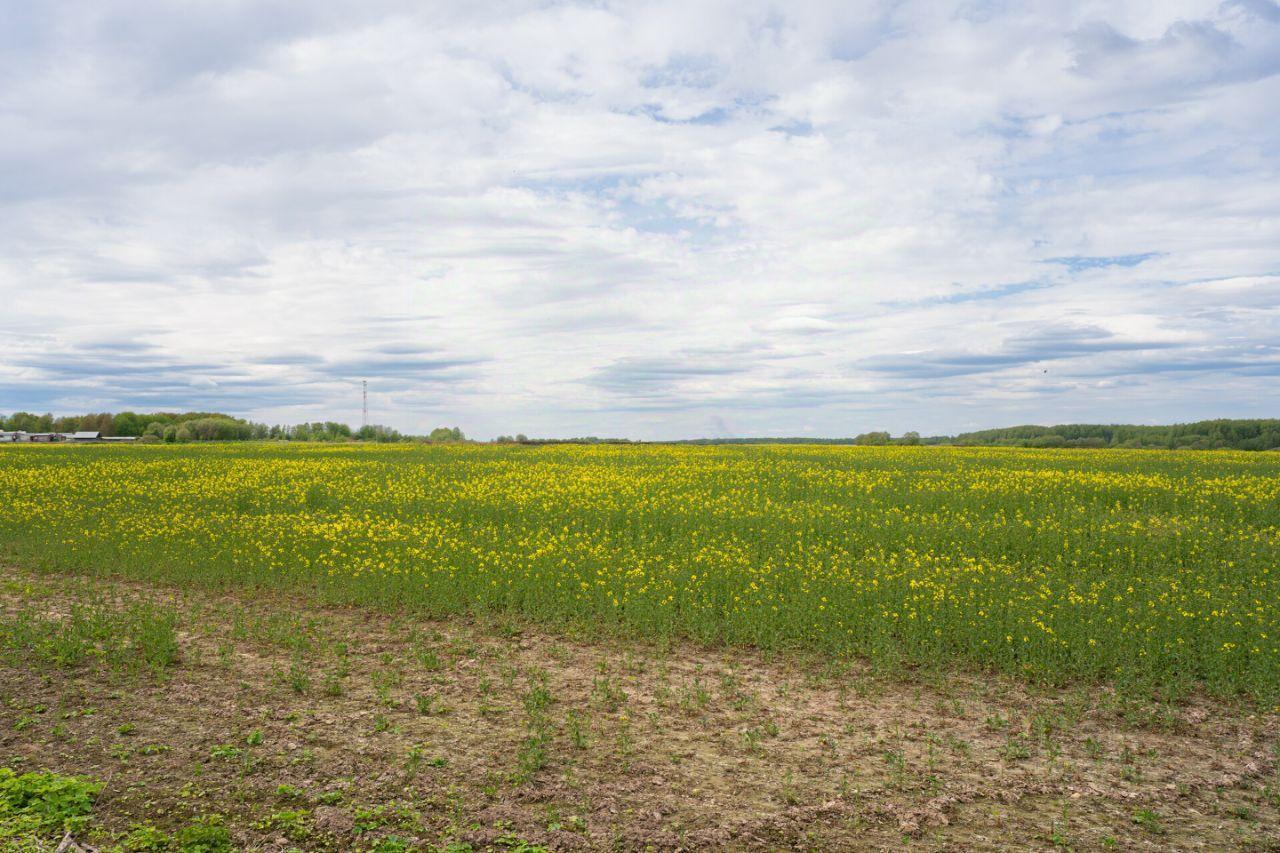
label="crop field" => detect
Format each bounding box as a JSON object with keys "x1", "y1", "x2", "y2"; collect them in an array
[
  {"x1": 1, "y1": 443, "x2": 1279, "y2": 850},
  {"x1": 2, "y1": 443, "x2": 1279, "y2": 700}
]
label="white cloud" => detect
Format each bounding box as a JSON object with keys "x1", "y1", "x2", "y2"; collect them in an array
[{"x1": 1, "y1": 0, "x2": 1278, "y2": 438}]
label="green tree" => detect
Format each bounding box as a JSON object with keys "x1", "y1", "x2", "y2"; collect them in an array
[
  {"x1": 5, "y1": 412, "x2": 40, "y2": 432},
  {"x1": 112, "y1": 411, "x2": 144, "y2": 436}
]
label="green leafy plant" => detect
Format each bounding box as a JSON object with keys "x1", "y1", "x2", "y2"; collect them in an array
[
  {"x1": 172, "y1": 814, "x2": 232, "y2": 852},
  {"x1": 258, "y1": 809, "x2": 310, "y2": 841},
  {"x1": 0, "y1": 767, "x2": 102, "y2": 841},
  {"x1": 121, "y1": 823, "x2": 171, "y2": 851}
]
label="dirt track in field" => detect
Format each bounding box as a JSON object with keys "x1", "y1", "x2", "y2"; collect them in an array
[{"x1": 1, "y1": 565, "x2": 1278, "y2": 851}]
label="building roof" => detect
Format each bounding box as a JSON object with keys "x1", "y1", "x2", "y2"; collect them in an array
[{"x1": 71, "y1": 431, "x2": 101, "y2": 439}]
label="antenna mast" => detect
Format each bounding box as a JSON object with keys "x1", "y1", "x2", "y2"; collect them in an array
[{"x1": 362, "y1": 380, "x2": 368, "y2": 428}]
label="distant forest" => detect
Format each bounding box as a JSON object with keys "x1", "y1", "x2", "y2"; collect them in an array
[
  {"x1": 3, "y1": 411, "x2": 1278, "y2": 450},
  {"x1": 943, "y1": 419, "x2": 1280, "y2": 450},
  {"x1": 0, "y1": 410, "x2": 463, "y2": 444},
  {"x1": 678, "y1": 419, "x2": 1280, "y2": 451}
]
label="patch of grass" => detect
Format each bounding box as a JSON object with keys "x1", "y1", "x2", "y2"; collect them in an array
[
  {"x1": 591, "y1": 676, "x2": 628, "y2": 712},
  {"x1": 415, "y1": 647, "x2": 443, "y2": 671},
  {"x1": 566, "y1": 709, "x2": 589, "y2": 748},
  {"x1": 1132, "y1": 807, "x2": 1164, "y2": 834},
  {"x1": 678, "y1": 678, "x2": 711, "y2": 714},
  {"x1": 0, "y1": 602, "x2": 179, "y2": 677},
  {"x1": 371, "y1": 837, "x2": 413, "y2": 853},
  {"x1": 1000, "y1": 737, "x2": 1031, "y2": 762},
  {"x1": 414, "y1": 692, "x2": 441, "y2": 715},
  {"x1": 984, "y1": 712, "x2": 1009, "y2": 731},
  {"x1": 523, "y1": 681, "x2": 554, "y2": 715},
  {"x1": 353, "y1": 802, "x2": 418, "y2": 835},
  {"x1": 285, "y1": 660, "x2": 310, "y2": 695},
  {"x1": 494, "y1": 835, "x2": 551, "y2": 852},
  {"x1": 404, "y1": 743, "x2": 426, "y2": 775},
  {"x1": 514, "y1": 728, "x2": 550, "y2": 784}
]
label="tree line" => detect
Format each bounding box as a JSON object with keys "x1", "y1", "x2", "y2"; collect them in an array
[
  {"x1": 5, "y1": 411, "x2": 1277, "y2": 450},
  {"x1": 944, "y1": 419, "x2": 1280, "y2": 451},
  {"x1": 676, "y1": 431, "x2": 919, "y2": 446},
  {"x1": 0, "y1": 411, "x2": 465, "y2": 444},
  {"x1": 677, "y1": 420, "x2": 1280, "y2": 451},
  {"x1": 493, "y1": 435, "x2": 634, "y2": 444}
]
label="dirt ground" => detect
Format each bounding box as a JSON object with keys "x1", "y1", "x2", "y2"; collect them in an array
[{"x1": 1, "y1": 565, "x2": 1277, "y2": 851}]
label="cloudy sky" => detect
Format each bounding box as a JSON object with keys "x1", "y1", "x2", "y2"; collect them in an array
[{"x1": 2, "y1": 1, "x2": 1278, "y2": 439}]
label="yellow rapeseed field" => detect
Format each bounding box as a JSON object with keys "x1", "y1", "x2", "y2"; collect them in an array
[{"x1": 1, "y1": 442, "x2": 1277, "y2": 699}]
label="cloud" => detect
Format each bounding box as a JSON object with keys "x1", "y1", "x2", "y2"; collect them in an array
[
  {"x1": 860, "y1": 323, "x2": 1184, "y2": 380},
  {"x1": 1, "y1": 1, "x2": 1278, "y2": 438},
  {"x1": 1066, "y1": 17, "x2": 1273, "y2": 89},
  {"x1": 1225, "y1": 0, "x2": 1280, "y2": 24},
  {"x1": 586, "y1": 356, "x2": 751, "y2": 396},
  {"x1": 322, "y1": 352, "x2": 486, "y2": 382},
  {"x1": 1043, "y1": 254, "x2": 1161, "y2": 273}
]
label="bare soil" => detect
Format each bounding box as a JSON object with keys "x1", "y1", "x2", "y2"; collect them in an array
[{"x1": 1, "y1": 566, "x2": 1277, "y2": 851}]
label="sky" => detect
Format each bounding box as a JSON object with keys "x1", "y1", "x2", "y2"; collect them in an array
[{"x1": 1, "y1": 1, "x2": 1278, "y2": 440}]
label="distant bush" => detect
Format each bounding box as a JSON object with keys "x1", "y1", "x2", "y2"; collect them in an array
[{"x1": 427, "y1": 427, "x2": 465, "y2": 443}]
